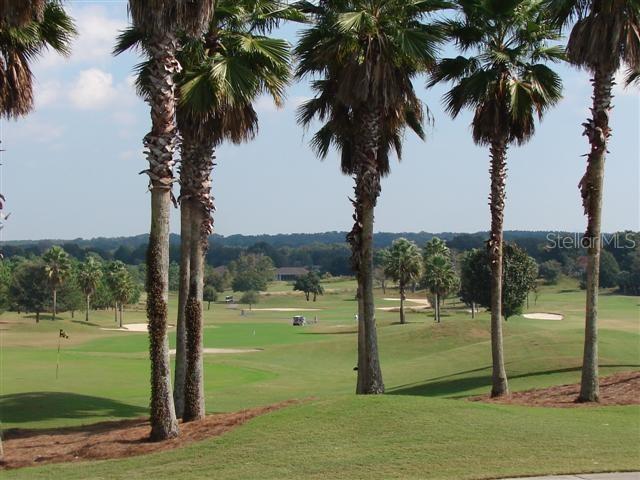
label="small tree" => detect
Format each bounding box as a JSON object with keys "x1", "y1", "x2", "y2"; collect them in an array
[
  {"x1": 230, "y1": 254, "x2": 275, "y2": 292},
  {"x1": 460, "y1": 249, "x2": 489, "y2": 318},
  {"x1": 293, "y1": 272, "x2": 324, "y2": 302},
  {"x1": 538, "y1": 260, "x2": 562, "y2": 285},
  {"x1": 240, "y1": 290, "x2": 259, "y2": 311},
  {"x1": 459, "y1": 244, "x2": 538, "y2": 320},
  {"x1": 383, "y1": 239, "x2": 422, "y2": 324},
  {"x1": 43, "y1": 246, "x2": 72, "y2": 319},
  {"x1": 77, "y1": 256, "x2": 103, "y2": 321},
  {"x1": 203, "y1": 285, "x2": 217, "y2": 310},
  {"x1": 9, "y1": 259, "x2": 50, "y2": 322},
  {"x1": 423, "y1": 254, "x2": 457, "y2": 323}
]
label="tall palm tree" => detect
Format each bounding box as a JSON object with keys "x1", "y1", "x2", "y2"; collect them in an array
[
  {"x1": 423, "y1": 253, "x2": 457, "y2": 323},
  {"x1": 118, "y1": 0, "x2": 297, "y2": 420},
  {"x1": 0, "y1": 1, "x2": 45, "y2": 27},
  {"x1": 77, "y1": 256, "x2": 103, "y2": 322},
  {"x1": 43, "y1": 246, "x2": 71, "y2": 319},
  {"x1": 296, "y1": 0, "x2": 446, "y2": 395},
  {"x1": 546, "y1": 0, "x2": 639, "y2": 403},
  {"x1": 382, "y1": 238, "x2": 423, "y2": 324},
  {"x1": 430, "y1": 0, "x2": 563, "y2": 397},
  {"x1": 1, "y1": 0, "x2": 75, "y2": 118},
  {"x1": 123, "y1": 0, "x2": 213, "y2": 441}
]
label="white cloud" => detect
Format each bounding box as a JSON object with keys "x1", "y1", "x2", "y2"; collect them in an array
[
  {"x1": 69, "y1": 68, "x2": 117, "y2": 110},
  {"x1": 35, "y1": 80, "x2": 63, "y2": 108},
  {"x1": 39, "y1": 5, "x2": 127, "y2": 69},
  {"x1": 10, "y1": 118, "x2": 65, "y2": 144}
]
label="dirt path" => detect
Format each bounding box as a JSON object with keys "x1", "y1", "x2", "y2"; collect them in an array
[
  {"x1": 1, "y1": 400, "x2": 298, "y2": 470},
  {"x1": 472, "y1": 371, "x2": 640, "y2": 408}
]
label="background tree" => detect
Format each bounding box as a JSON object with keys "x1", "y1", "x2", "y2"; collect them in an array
[
  {"x1": 424, "y1": 237, "x2": 450, "y2": 259},
  {"x1": 113, "y1": 268, "x2": 135, "y2": 327},
  {"x1": 57, "y1": 275, "x2": 84, "y2": 319},
  {"x1": 43, "y1": 246, "x2": 72, "y2": 320},
  {"x1": 240, "y1": 290, "x2": 259, "y2": 310},
  {"x1": 538, "y1": 260, "x2": 562, "y2": 285},
  {"x1": 423, "y1": 254, "x2": 457, "y2": 323},
  {"x1": 294, "y1": 272, "x2": 324, "y2": 301},
  {"x1": 203, "y1": 285, "x2": 217, "y2": 309},
  {"x1": 77, "y1": 256, "x2": 103, "y2": 321},
  {"x1": 230, "y1": 253, "x2": 275, "y2": 292},
  {"x1": 105, "y1": 261, "x2": 127, "y2": 323},
  {"x1": 383, "y1": 238, "x2": 422, "y2": 324},
  {"x1": 548, "y1": 0, "x2": 640, "y2": 404},
  {"x1": 430, "y1": 0, "x2": 563, "y2": 397},
  {"x1": 8, "y1": 259, "x2": 49, "y2": 322},
  {"x1": 296, "y1": 0, "x2": 445, "y2": 394},
  {"x1": 459, "y1": 249, "x2": 488, "y2": 318},
  {"x1": 458, "y1": 244, "x2": 539, "y2": 320}
]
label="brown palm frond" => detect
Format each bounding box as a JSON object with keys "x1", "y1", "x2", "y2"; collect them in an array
[
  {"x1": 0, "y1": 51, "x2": 33, "y2": 118},
  {"x1": 128, "y1": 0, "x2": 213, "y2": 36},
  {"x1": 567, "y1": 0, "x2": 640, "y2": 71},
  {"x1": 0, "y1": 0, "x2": 45, "y2": 27}
]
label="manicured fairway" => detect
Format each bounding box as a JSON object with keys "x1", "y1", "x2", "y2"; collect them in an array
[{"x1": 1, "y1": 279, "x2": 639, "y2": 479}]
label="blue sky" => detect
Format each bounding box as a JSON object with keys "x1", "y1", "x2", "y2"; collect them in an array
[{"x1": 0, "y1": 1, "x2": 638, "y2": 241}]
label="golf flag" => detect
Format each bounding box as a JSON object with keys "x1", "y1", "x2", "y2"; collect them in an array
[{"x1": 56, "y1": 330, "x2": 69, "y2": 379}]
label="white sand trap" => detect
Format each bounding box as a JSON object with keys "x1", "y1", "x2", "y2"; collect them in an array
[
  {"x1": 249, "y1": 308, "x2": 322, "y2": 312},
  {"x1": 523, "y1": 313, "x2": 564, "y2": 321},
  {"x1": 377, "y1": 306, "x2": 429, "y2": 312},
  {"x1": 101, "y1": 323, "x2": 175, "y2": 332},
  {"x1": 382, "y1": 298, "x2": 431, "y2": 307},
  {"x1": 169, "y1": 348, "x2": 261, "y2": 355}
]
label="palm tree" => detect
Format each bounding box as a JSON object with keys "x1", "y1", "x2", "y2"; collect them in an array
[
  {"x1": 176, "y1": 0, "x2": 298, "y2": 421},
  {"x1": 77, "y1": 256, "x2": 103, "y2": 322},
  {"x1": 0, "y1": 1, "x2": 45, "y2": 27},
  {"x1": 296, "y1": 0, "x2": 446, "y2": 395},
  {"x1": 0, "y1": 1, "x2": 75, "y2": 119},
  {"x1": 546, "y1": 0, "x2": 640, "y2": 403},
  {"x1": 430, "y1": 0, "x2": 563, "y2": 397},
  {"x1": 118, "y1": 0, "x2": 297, "y2": 420},
  {"x1": 113, "y1": 268, "x2": 134, "y2": 328},
  {"x1": 423, "y1": 253, "x2": 457, "y2": 323},
  {"x1": 382, "y1": 238, "x2": 422, "y2": 325},
  {"x1": 43, "y1": 246, "x2": 72, "y2": 320},
  {"x1": 122, "y1": 0, "x2": 213, "y2": 441}
]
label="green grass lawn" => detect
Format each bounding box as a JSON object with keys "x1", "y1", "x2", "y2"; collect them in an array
[{"x1": 1, "y1": 278, "x2": 639, "y2": 479}]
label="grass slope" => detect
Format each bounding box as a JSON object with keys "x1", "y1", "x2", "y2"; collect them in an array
[{"x1": 1, "y1": 278, "x2": 639, "y2": 479}]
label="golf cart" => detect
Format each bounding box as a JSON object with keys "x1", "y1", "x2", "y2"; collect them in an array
[{"x1": 292, "y1": 315, "x2": 306, "y2": 326}]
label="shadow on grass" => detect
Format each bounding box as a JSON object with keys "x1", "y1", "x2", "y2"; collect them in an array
[
  {"x1": 0, "y1": 392, "x2": 147, "y2": 425},
  {"x1": 388, "y1": 364, "x2": 640, "y2": 398}
]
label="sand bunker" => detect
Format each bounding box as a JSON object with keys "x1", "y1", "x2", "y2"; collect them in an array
[
  {"x1": 383, "y1": 298, "x2": 431, "y2": 306},
  {"x1": 101, "y1": 323, "x2": 175, "y2": 332},
  {"x1": 169, "y1": 348, "x2": 262, "y2": 355},
  {"x1": 522, "y1": 313, "x2": 564, "y2": 321},
  {"x1": 249, "y1": 308, "x2": 322, "y2": 312}
]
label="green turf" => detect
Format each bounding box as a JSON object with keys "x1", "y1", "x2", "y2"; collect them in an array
[{"x1": 1, "y1": 278, "x2": 639, "y2": 479}]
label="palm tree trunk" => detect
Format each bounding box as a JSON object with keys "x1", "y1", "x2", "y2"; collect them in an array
[
  {"x1": 85, "y1": 294, "x2": 90, "y2": 322},
  {"x1": 577, "y1": 66, "x2": 614, "y2": 403},
  {"x1": 181, "y1": 135, "x2": 214, "y2": 421},
  {"x1": 52, "y1": 288, "x2": 57, "y2": 320},
  {"x1": 183, "y1": 206, "x2": 205, "y2": 422},
  {"x1": 145, "y1": 32, "x2": 181, "y2": 441},
  {"x1": 435, "y1": 292, "x2": 440, "y2": 323},
  {"x1": 471, "y1": 302, "x2": 476, "y2": 319},
  {"x1": 114, "y1": 302, "x2": 118, "y2": 323},
  {"x1": 356, "y1": 284, "x2": 366, "y2": 392},
  {"x1": 350, "y1": 106, "x2": 384, "y2": 395},
  {"x1": 488, "y1": 137, "x2": 509, "y2": 398},
  {"x1": 399, "y1": 284, "x2": 405, "y2": 325},
  {"x1": 174, "y1": 198, "x2": 192, "y2": 419}
]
